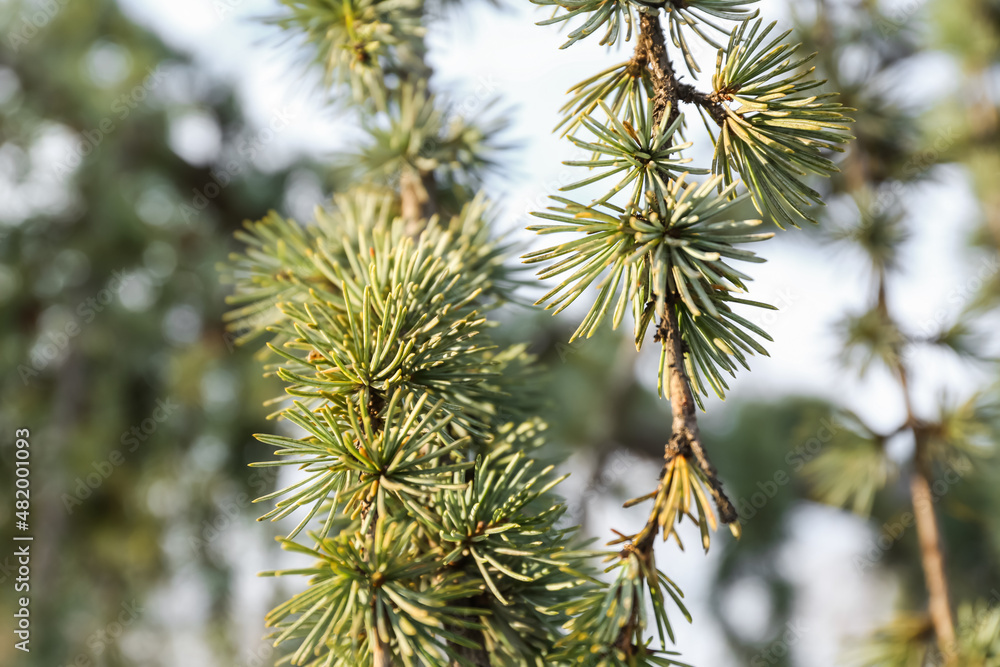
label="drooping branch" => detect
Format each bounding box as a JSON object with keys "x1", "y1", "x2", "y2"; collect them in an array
[
  {"x1": 634, "y1": 11, "x2": 738, "y2": 530},
  {"x1": 608, "y1": 17, "x2": 741, "y2": 653}
]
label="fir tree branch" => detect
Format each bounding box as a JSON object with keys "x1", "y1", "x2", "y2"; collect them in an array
[
  {"x1": 602, "y1": 13, "x2": 740, "y2": 656},
  {"x1": 635, "y1": 10, "x2": 738, "y2": 528},
  {"x1": 388, "y1": 54, "x2": 491, "y2": 667}
]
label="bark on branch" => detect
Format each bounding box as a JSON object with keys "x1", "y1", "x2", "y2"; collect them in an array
[
  {"x1": 633, "y1": 13, "x2": 728, "y2": 128},
  {"x1": 635, "y1": 11, "x2": 738, "y2": 530},
  {"x1": 911, "y1": 454, "x2": 957, "y2": 662},
  {"x1": 900, "y1": 363, "x2": 957, "y2": 664}
]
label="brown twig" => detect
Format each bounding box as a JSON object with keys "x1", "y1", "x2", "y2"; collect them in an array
[
  {"x1": 609, "y1": 13, "x2": 738, "y2": 655},
  {"x1": 633, "y1": 13, "x2": 728, "y2": 128},
  {"x1": 634, "y1": 10, "x2": 738, "y2": 528},
  {"x1": 898, "y1": 366, "x2": 957, "y2": 663},
  {"x1": 879, "y1": 272, "x2": 956, "y2": 663},
  {"x1": 911, "y1": 434, "x2": 957, "y2": 663}
]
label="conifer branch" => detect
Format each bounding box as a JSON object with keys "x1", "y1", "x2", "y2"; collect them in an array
[
  {"x1": 911, "y1": 433, "x2": 958, "y2": 664},
  {"x1": 388, "y1": 60, "x2": 493, "y2": 667},
  {"x1": 898, "y1": 354, "x2": 957, "y2": 662},
  {"x1": 633, "y1": 12, "x2": 726, "y2": 129},
  {"x1": 226, "y1": 1, "x2": 860, "y2": 663},
  {"x1": 876, "y1": 270, "x2": 956, "y2": 661},
  {"x1": 813, "y1": 259, "x2": 962, "y2": 661},
  {"x1": 637, "y1": 10, "x2": 738, "y2": 529}
]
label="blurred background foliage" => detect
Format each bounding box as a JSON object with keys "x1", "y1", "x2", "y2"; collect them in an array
[{"x1": 0, "y1": 0, "x2": 998, "y2": 665}]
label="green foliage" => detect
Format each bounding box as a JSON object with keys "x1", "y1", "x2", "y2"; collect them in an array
[
  {"x1": 263, "y1": 521, "x2": 484, "y2": 667},
  {"x1": 520, "y1": 0, "x2": 856, "y2": 661},
  {"x1": 421, "y1": 445, "x2": 570, "y2": 603},
  {"x1": 553, "y1": 553, "x2": 691, "y2": 666},
  {"x1": 827, "y1": 190, "x2": 908, "y2": 276},
  {"x1": 525, "y1": 174, "x2": 774, "y2": 402},
  {"x1": 358, "y1": 82, "x2": 509, "y2": 195},
  {"x1": 274, "y1": 0, "x2": 427, "y2": 107},
  {"x1": 851, "y1": 600, "x2": 1000, "y2": 666},
  {"x1": 526, "y1": 7, "x2": 852, "y2": 410},
  {"x1": 664, "y1": 0, "x2": 759, "y2": 76},
  {"x1": 710, "y1": 19, "x2": 854, "y2": 228},
  {"x1": 533, "y1": 0, "x2": 637, "y2": 48},
  {"x1": 848, "y1": 613, "x2": 935, "y2": 667},
  {"x1": 221, "y1": 187, "x2": 396, "y2": 347},
  {"x1": 562, "y1": 100, "x2": 702, "y2": 208},
  {"x1": 955, "y1": 599, "x2": 1000, "y2": 666},
  {"x1": 801, "y1": 412, "x2": 892, "y2": 517},
  {"x1": 222, "y1": 191, "x2": 515, "y2": 356},
  {"x1": 533, "y1": 0, "x2": 756, "y2": 53},
  {"x1": 838, "y1": 306, "x2": 905, "y2": 375},
  {"x1": 557, "y1": 61, "x2": 651, "y2": 137},
  {"x1": 621, "y1": 451, "x2": 739, "y2": 552},
  {"x1": 927, "y1": 393, "x2": 999, "y2": 467},
  {"x1": 252, "y1": 393, "x2": 473, "y2": 539},
  {"x1": 229, "y1": 198, "x2": 604, "y2": 663},
  {"x1": 232, "y1": 2, "x2": 625, "y2": 662},
  {"x1": 233, "y1": 0, "x2": 860, "y2": 662}
]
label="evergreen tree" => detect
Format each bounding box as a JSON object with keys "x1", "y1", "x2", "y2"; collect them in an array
[
  {"x1": 786, "y1": 2, "x2": 1000, "y2": 665},
  {"x1": 223, "y1": 1, "x2": 853, "y2": 665}
]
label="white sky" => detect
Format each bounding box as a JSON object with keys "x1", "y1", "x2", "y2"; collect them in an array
[{"x1": 113, "y1": 0, "x2": 991, "y2": 664}]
